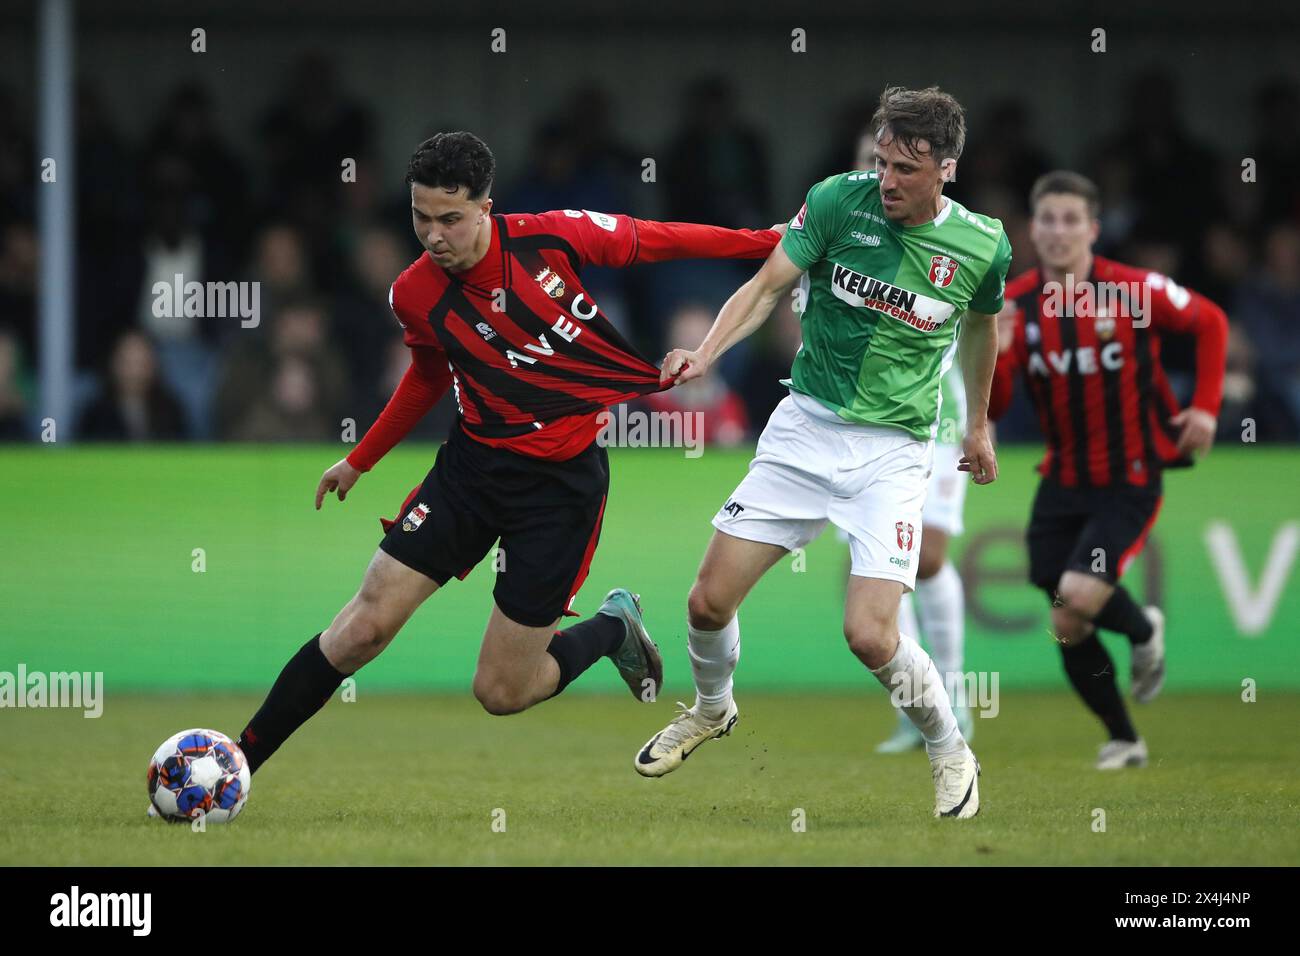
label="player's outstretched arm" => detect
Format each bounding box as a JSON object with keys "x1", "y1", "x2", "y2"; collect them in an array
[
  {"x1": 661, "y1": 242, "x2": 803, "y2": 385},
  {"x1": 315, "y1": 459, "x2": 362, "y2": 510},
  {"x1": 1151, "y1": 282, "x2": 1229, "y2": 458},
  {"x1": 957, "y1": 310, "x2": 999, "y2": 485}
]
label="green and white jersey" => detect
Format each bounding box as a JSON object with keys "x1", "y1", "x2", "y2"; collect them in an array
[{"x1": 781, "y1": 170, "x2": 1012, "y2": 440}]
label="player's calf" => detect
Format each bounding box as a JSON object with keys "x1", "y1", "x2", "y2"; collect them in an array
[{"x1": 237, "y1": 550, "x2": 437, "y2": 773}]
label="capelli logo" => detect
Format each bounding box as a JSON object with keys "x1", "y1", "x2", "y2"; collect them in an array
[
  {"x1": 50, "y1": 886, "x2": 151, "y2": 936},
  {"x1": 850, "y1": 231, "x2": 881, "y2": 246}
]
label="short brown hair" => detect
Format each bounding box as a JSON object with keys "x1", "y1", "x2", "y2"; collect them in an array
[
  {"x1": 870, "y1": 86, "x2": 966, "y2": 164},
  {"x1": 1030, "y1": 170, "x2": 1101, "y2": 218}
]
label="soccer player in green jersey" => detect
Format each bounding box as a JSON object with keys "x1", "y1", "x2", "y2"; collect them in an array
[{"x1": 635, "y1": 87, "x2": 1012, "y2": 818}]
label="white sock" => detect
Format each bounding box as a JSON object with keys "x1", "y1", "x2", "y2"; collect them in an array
[
  {"x1": 915, "y1": 561, "x2": 966, "y2": 708},
  {"x1": 871, "y1": 631, "x2": 963, "y2": 756},
  {"x1": 689, "y1": 617, "x2": 740, "y2": 720}
]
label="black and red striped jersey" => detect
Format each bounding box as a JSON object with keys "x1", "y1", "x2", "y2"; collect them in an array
[
  {"x1": 989, "y1": 256, "x2": 1228, "y2": 489},
  {"x1": 347, "y1": 210, "x2": 779, "y2": 467}
]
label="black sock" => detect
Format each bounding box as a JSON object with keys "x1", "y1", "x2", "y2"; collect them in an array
[
  {"x1": 545, "y1": 612, "x2": 625, "y2": 697},
  {"x1": 238, "y1": 634, "x2": 347, "y2": 773},
  {"x1": 1060, "y1": 635, "x2": 1138, "y2": 742},
  {"x1": 1094, "y1": 587, "x2": 1154, "y2": 644}
]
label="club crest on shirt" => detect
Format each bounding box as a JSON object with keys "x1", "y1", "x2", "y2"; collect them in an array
[
  {"x1": 402, "y1": 502, "x2": 430, "y2": 532},
  {"x1": 929, "y1": 255, "x2": 959, "y2": 289},
  {"x1": 1094, "y1": 309, "x2": 1116, "y2": 341},
  {"x1": 895, "y1": 520, "x2": 916, "y2": 551},
  {"x1": 534, "y1": 267, "x2": 565, "y2": 299}
]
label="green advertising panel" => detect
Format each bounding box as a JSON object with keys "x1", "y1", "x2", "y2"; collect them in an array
[{"x1": 1, "y1": 444, "x2": 1295, "y2": 692}]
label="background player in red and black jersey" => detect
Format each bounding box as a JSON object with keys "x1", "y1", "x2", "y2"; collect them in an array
[
  {"x1": 233, "y1": 132, "x2": 781, "y2": 776},
  {"x1": 989, "y1": 170, "x2": 1227, "y2": 770}
]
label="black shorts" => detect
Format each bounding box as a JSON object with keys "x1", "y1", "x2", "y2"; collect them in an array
[
  {"x1": 379, "y1": 427, "x2": 608, "y2": 627},
  {"x1": 1026, "y1": 477, "x2": 1163, "y2": 591}
]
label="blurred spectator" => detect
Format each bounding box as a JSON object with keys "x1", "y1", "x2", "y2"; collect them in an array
[
  {"x1": 0, "y1": 84, "x2": 35, "y2": 229},
  {"x1": 0, "y1": 221, "x2": 37, "y2": 361},
  {"x1": 1200, "y1": 223, "x2": 1253, "y2": 307},
  {"x1": 227, "y1": 353, "x2": 337, "y2": 442},
  {"x1": 216, "y1": 297, "x2": 349, "y2": 440},
  {"x1": 665, "y1": 75, "x2": 769, "y2": 229},
  {"x1": 248, "y1": 222, "x2": 315, "y2": 320},
  {"x1": 566, "y1": 83, "x2": 643, "y2": 213},
  {"x1": 1091, "y1": 70, "x2": 1220, "y2": 260},
  {"x1": 1092, "y1": 153, "x2": 1141, "y2": 255},
  {"x1": 335, "y1": 225, "x2": 415, "y2": 391},
  {"x1": 505, "y1": 116, "x2": 631, "y2": 216},
  {"x1": 257, "y1": 52, "x2": 375, "y2": 285},
  {"x1": 74, "y1": 83, "x2": 141, "y2": 370},
  {"x1": 637, "y1": 304, "x2": 749, "y2": 446},
  {"x1": 0, "y1": 328, "x2": 31, "y2": 441},
  {"x1": 131, "y1": 152, "x2": 225, "y2": 438},
  {"x1": 1235, "y1": 224, "x2": 1300, "y2": 439},
  {"x1": 949, "y1": 98, "x2": 1052, "y2": 215},
  {"x1": 501, "y1": 113, "x2": 636, "y2": 337},
  {"x1": 145, "y1": 82, "x2": 249, "y2": 255},
  {"x1": 1251, "y1": 78, "x2": 1300, "y2": 227},
  {"x1": 806, "y1": 95, "x2": 878, "y2": 185},
  {"x1": 77, "y1": 330, "x2": 188, "y2": 441}
]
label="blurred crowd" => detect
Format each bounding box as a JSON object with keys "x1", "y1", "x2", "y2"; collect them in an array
[{"x1": 1, "y1": 57, "x2": 1298, "y2": 446}]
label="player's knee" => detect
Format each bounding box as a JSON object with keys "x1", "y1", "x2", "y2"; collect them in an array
[
  {"x1": 1050, "y1": 607, "x2": 1089, "y2": 646},
  {"x1": 333, "y1": 600, "x2": 398, "y2": 666},
  {"x1": 687, "y1": 581, "x2": 735, "y2": 631},
  {"x1": 471, "y1": 674, "x2": 529, "y2": 716},
  {"x1": 844, "y1": 616, "x2": 893, "y2": 663},
  {"x1": 1054, "y1": 576, "x2": 1097, "y2": 619}
]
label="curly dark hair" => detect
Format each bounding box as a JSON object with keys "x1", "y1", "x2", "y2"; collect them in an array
[
  {"x1": 405, "y1": 131, "x2": 495, "y2": 199},
  {"x1": 870, "y1": 86, "x2": 966, "y2": 164}
]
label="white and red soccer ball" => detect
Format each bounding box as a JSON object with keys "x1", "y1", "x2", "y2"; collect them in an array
[{"x1": 147, "y1": 729, "x2": 251, "y2": 823}]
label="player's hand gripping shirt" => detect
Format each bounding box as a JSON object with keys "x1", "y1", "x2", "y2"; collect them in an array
[{"x1": 780, "y1": 171, "x2": 1012, "y2": 440}]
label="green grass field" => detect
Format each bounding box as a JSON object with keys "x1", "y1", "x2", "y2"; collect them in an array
[
  {"x1": 3, "y1": 690, "x2": 1297, "y2": 865},
  {"x1": 2, "y1": 445, "x2": 1296, "y2": 865}
]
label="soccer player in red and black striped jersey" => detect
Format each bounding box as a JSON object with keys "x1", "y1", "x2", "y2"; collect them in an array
[
  {"x1": 989, "y1": 170, "x2": 1227, "y2": 770},
  {"x1": 232, "y1": 132, "x2": 780, "y2": 777}
]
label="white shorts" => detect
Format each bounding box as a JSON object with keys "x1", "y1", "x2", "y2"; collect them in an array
[
  {"x1": 921, "y1": 440, "x2": 967, "y2": 537},
  {"x1": 712, "y1": 393, "x2": 932, "y2": 589}
]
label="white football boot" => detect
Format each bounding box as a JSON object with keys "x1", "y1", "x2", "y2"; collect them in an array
[
  {"x1": 1096, "y1": 738, "x2": 1148, "y2": 770},
  {"x1": 634, "y1": 700, "x2": 738, "y2": 777},
  {"x1": 1130, "y1": 607, "x2": 1166, "y2": 704},
  {"x1": 930, "y1": 745, "x2": 981, "y2": 818}
]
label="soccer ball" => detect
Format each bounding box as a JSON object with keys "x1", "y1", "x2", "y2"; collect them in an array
[{"x1": 147, "y1": 729, "x2": 251, "y2": 823}]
